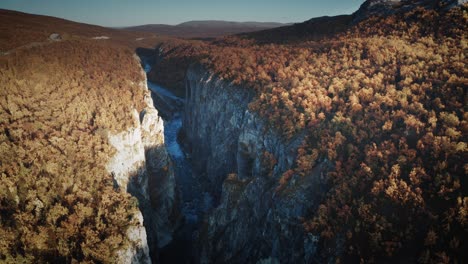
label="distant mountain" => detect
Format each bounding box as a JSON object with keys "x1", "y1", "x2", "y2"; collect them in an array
[
  {"x1": 177, "y1": 20, "x2": 287, "y2": 28},
  {"x1": 124, "y1": 20, "x2": 291, "y2": 39},
  {"x1": 238, "y1": 15, "x2": 353, "y2": 44}
]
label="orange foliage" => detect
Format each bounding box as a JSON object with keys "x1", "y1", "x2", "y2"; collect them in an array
[
  {"x1": 0, "y1": 39, "x2": 147, "y2": 262},
  {"x1": 193, "y1": 4, "x2": 467, "y2": 262}
]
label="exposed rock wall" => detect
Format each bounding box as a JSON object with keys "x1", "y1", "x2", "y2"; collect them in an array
[
  {"x1": 352, "y1": 0, "x2": 465, "y2": 23},
  {"x1": 107, "y1": 60, "x2": 178, "y2": 263},
  {"x1": 184, "y1": 65, "x2": 255, "y2": 198},
  {"x1": 115, "y1": 211, "x2": 151, "y2": 264},
  {"x1": 184, "y1": 65, "x2": 329, "y2": 263}
]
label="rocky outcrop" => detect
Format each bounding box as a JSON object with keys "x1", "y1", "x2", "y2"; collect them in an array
[
  {"x1": 116, "y1": 211, "x2": 151, "y2": 264},
  {"x1": 184, "y1": 65, "x2": 255, "y2": 198},
  {"x1": 353, "y1": 0, "x2": 466, "y2": 23},
  {"x1": 49, "y1": 33, "x2": 61, "y2": 41},
  {"x1": 184, "y1": 65, "x2": 330, "y2": 263},
  {"x1": 107, "y1": 59, "x2": 178, "y2": 263}
]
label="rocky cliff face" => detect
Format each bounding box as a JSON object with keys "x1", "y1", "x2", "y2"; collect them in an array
[
  {"x1": 115, "y1": 211, "x2": 151, "y2": 264},
  {"x1": 353, "y1": 0, "x2": 465, "y2": 22},
  {"x1": 184, "y1": 65, "x2": 330, "y2": 263},
  {"x1": 184, "y1": 65, "x2": 255, "y2": 198},
  {"x1": 107, "y1": 59, "x2": 178, "y2": 263}
]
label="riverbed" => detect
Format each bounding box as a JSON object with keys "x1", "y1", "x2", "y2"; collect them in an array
[{"x1": 143, "y1": 59, "x2": 213, "y2": 262}]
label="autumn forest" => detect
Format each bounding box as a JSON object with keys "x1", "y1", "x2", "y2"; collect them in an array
[
  {"x1": 0, "y1": 1, "x2": 467, "y2": 263},
  {"x1": 152, "y1": 4, "x2": 467, "y2": 262}
]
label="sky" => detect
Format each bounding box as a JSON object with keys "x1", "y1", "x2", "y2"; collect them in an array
[{"x1": 0, "y1": 0, "x2": 365, "y2": 27}]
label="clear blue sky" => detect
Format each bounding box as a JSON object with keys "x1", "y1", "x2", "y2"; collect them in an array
[{"x1": 0, "y1": 0, "x2": 365, "y2": 27}]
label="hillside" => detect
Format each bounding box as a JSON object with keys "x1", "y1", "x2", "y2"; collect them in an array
[
  {"x1": 2, "y1": 0, "x2": 467, "y2": 263},
  {"x1": 206, "y1": 4, "x2": 467, "y2": 262},
  {"x1": 124, "y1": 20, "x2": 290, "y2": 39},
  {"x1": 237, "y1": 0, "x2": 467, "y2": 44},
  {"x1": 0, "y1": 9, "x2": 174, "y2": 263},
  {"x1": 238, "y1": 15, "x2": 353, "y2": 44},
  {"x1": 0, "y1": 9, "x2": 167, "y2": 53},
  {"x1": 148, "y1": 1, "x2": 468, "y2": 262}
]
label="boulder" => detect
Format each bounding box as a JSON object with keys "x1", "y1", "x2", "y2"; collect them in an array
[{"x1": 49, "y1": 33, "x2": 61, "y2": 41}]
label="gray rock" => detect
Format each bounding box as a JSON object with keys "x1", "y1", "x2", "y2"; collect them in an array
[
  {"x1": 256, "y1": 257, "x2": 280, "y2": 264},
  {"x1": 180, "y1": 1, "x2": 468, "y2": 263},
  {"x1": 109, "y1": 62, "x2": 179, "y2": 263},
  {"x1": 183, "y1": 64, "x2": 255, "y2": 196},
  {"x1": 183, "y1": 65, "x2": 329, "y2": 263},
  {"x1": 49, "y1": 33, "x2": 61, "y2": 41},
  {"x1": 352, "y1": 0, "x2": 465, "y2": 23}
]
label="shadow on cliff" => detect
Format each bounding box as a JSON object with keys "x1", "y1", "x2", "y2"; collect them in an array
[
  {"x1": 136, "y1": 46, "x2": 192, "y2": 98},
  {"x1": 136, "y1": 47, "x2": 185, "y2": 120},
  {"x1": 124, "y1": 145, "x2": 181, "y2": 264},
  {"x1": 136, "y1": 47, "x2": 159, "y2": 66}
]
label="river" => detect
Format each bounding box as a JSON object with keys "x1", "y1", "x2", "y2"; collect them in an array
[{"x1": 143, "y1": 59, "x2": 213, "y2": 262}]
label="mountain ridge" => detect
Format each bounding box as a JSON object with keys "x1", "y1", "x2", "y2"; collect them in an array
[{"x1": 124, "y1": 20, "x2": 291, "y2": 39}]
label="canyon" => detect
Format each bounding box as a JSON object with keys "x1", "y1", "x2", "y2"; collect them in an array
[
  {"x1": 138, "y1": 50, "x2": 333, "y2": 263},
  {"x1": 184, "y1": 64, "x2": 331, "y2": 263},
  {"x1": 1, "y1": 0, "x2": 465, "y2": 262}
]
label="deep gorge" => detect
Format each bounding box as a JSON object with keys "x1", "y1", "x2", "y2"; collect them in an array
[
  {"x1": 139, "y1": 53, "x2": 215, "y2": 263},
  {"x1": 2, "y1": 2, "x2": 465, "y2": 263},
  {"x1": 137, "y1": 49, "x2": 330, "y2": 263}
]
